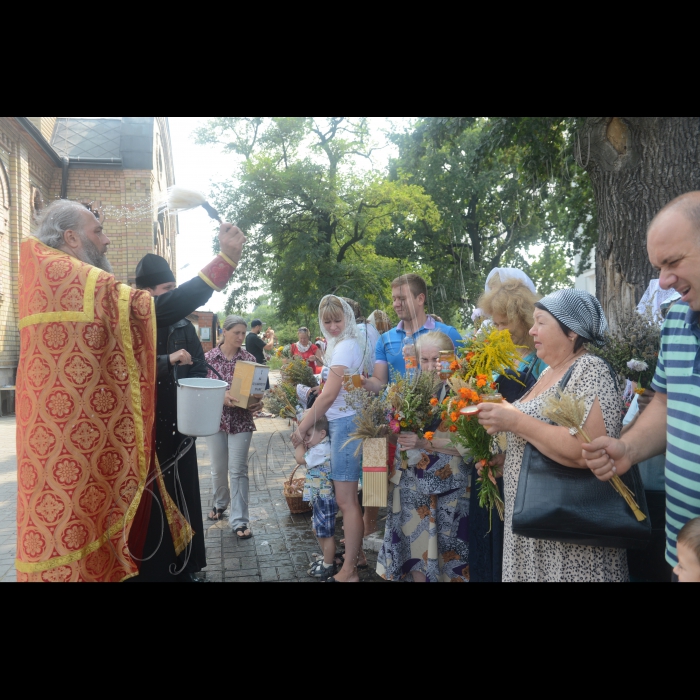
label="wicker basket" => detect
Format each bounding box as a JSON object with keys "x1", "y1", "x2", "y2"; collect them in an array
[{"x1": 284, "y1": 465, "x2": 312, "y2": 515}]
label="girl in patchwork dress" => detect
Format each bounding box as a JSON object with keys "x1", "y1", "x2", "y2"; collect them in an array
[{"x1": 378, "y1": 332, "x2": 471, "y2": 583}]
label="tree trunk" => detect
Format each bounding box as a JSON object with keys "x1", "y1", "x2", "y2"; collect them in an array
[{"x1": 582, "y1": 117, "x2": 700, "y2": 330}]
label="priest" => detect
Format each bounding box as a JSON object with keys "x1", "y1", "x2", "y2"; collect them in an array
[{"x1": 15, "y1": 199, "x2": 245, "y2": 583}]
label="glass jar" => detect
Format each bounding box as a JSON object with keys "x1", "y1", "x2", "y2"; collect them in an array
[{"x1": 439, "y1": 350, "x2": 456, "y2": 381}]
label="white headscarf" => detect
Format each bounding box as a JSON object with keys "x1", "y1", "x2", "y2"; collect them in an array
[
  {"x1": 473, "y1": 268, "x2": 538, "y2": 322},
  {"x1": 485, "y1": 268, "x2": 537, "y2": 295},
  {"x1": 637, "y1": 280, "x2": 681, "y2": 326},
  {"x1": 318, "y1": 296, "x2": 361, "y2": 368}
]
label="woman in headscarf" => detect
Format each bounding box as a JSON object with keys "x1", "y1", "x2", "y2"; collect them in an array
[
  {"x1": 292, "y1": 296, "x2": 365, "y2": 583},
  {"x1": 476, "y1": 290, "x2": 629, "y2": 583},
  {"x1": 470, "y1": 273, "x2": 547, "y2": 583}
]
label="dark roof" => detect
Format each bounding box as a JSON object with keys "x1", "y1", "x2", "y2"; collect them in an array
[{"x1": 52, "y1": 118, "x2": 123, "y2": 160}]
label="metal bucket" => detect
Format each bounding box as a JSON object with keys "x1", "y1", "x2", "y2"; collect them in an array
[{"x1": 176, "y1": 364, "x2": 228, "y2": 437}]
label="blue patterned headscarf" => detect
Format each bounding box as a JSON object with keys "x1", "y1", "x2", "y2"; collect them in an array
[{"x1": 538, "y1": 289, "x2": 609, "y2": 348}]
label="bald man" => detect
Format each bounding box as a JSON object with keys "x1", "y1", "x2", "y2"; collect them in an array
[{"x1": 583, "y1": 192, "x2": 700, "y2": 578}]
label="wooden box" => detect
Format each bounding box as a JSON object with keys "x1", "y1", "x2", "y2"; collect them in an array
[
  {"x1": 229, "y1": 362, "x2": 270, "y2": 410},
  {"x1": 362, "y1": 438, "x2": 389, "y2": 509}
]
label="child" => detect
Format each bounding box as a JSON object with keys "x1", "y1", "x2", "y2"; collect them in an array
[
  {"x1": 675, "y1": 518, "x2": 700, "y2": 583},
  {"x1": 295, "y1": 414, "x2": 338, "y2": 581}
]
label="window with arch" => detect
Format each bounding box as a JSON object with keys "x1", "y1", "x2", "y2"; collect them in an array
[{"x1": 0, "y1": 161, "x2": 10, "y2": 304}]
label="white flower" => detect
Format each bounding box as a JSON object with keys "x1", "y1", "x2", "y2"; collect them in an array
[
  {"x1": 472, "y1": 309, "x2": 484, "y2": 323},
  {"x1": 627, "y1": 360, "x2": 649, "y2": 373}
]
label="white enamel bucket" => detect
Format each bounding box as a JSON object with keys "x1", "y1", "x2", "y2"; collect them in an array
[{"x1": 176, "y1": 365, "x2": 228, "y2": 437}]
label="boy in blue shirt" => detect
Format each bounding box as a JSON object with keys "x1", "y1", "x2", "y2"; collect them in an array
[{"x1": 295, "y1": 415, "x2": 338, "y2": 581}]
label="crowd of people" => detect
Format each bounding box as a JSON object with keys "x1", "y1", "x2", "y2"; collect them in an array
[{"x1": 12, "y1": 190, "x2": 700, "y2": 583}]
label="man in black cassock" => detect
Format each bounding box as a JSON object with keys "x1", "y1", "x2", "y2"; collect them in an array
[{"x1": 133, "y1": 254, "x2": 211, "y2": 582}]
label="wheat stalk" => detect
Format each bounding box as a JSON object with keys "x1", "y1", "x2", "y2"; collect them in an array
[{"x1": 542, "y1": 389, "x2": 647, "y2": 523}]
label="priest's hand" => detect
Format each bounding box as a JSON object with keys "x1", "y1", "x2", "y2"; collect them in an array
[{"x1": 219, "y1": 224, "x2": 246, "y2": 267}]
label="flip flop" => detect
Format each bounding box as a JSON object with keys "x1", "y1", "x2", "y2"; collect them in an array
[
  {"x1": 208, "y1": 509, "x2": 227, "y2": 522},
  {"x1": 235, "y1": 526, "x2": 253, "y2": 541}
]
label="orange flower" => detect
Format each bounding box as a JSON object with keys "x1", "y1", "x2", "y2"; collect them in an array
[
  {"x1": 458, "y1": 401, "x2": 467, "y2": 410},
  {"x1": 459, "y1": 388, "x2": 470, "y2": 399},
  {"x1": 466, "y1": 353, "x2": 475, "y2": 362},
  {"x1": 476, "y1": 375, "x2": 488, "y2": 389},
  {"x1": 441, "y1": 412, "x2": 448, "y2": 421},
  {"x1": 449, "y1": 425, "x2": 458, "y2": 433},
  {"x1": 450, "y1": 413, "x2": 459, "y2": 423},
  {"x1": 442, "y1": 398, "x2": 450, "y2": 406},
  {"x1": 430, "y1": 398, "x2": 439, "y2": 407},
  {"x1": 424, "y1": 432, "x2": 435, "y2": 442},
  {"x1": 450, "y1": 361, "x2": 461, "y2": 371},
  {"x1": 491, "y1": 382, "x2": 498, "y2": 391}
]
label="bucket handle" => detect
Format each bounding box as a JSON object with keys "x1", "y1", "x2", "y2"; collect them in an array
[{"x1": 175, "y1": 362, "x2": 225, "y2": 387}]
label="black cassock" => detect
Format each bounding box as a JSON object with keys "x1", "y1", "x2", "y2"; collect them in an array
[{"x1": 131, "y1": 277, "x2": 215, "y2": 582}]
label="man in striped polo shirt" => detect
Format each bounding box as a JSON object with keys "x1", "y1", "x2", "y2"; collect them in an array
[{"x1": 584, "y1": 192, "x2": 700, "y2": 577}]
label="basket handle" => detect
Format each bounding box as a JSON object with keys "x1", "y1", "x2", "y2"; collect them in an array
[{"x1": 287, "y1": 464, "x2": 303, "y2": 486}]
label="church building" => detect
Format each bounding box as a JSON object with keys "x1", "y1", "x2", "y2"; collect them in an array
[{"x1": 0, "y1": 116, "x2": 178, "y2": 404}]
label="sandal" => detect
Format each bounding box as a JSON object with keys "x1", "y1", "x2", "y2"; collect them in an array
[
  {"x1": 208, "y1": 509, "x2": 227, "y2": 522},
  {"x1": 308, "y1": 561, "x2": 337, "y2": 581},
  {"x1": 234, "y1": 526, "x2": 253, "y2": 541}
]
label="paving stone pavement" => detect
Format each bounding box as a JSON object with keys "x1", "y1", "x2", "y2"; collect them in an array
[
  {"x1": 0, "y1": 413, "x2": 384, "y2": 583},
  {"x1": 0, "y1": 418, "x2": 17, "y2": 583},
  {"x1": 197, "y1": 415, "x2": 384, "y2": 583}
]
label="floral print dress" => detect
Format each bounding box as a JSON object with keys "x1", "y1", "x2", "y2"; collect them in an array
[
  {"x1": 503, "y1": 354, "x2": 629, "y2": 583},
  {"x1": 378, "y1": 443, "x2": 471, "y2": 583}
]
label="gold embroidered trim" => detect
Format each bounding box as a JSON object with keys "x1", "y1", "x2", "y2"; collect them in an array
[
  {"x1": 154, "y1": 457, "x2": 194, "y2": 558},
  {"x1": 19, "y1": 266, "x2": 100, "y2": 330},
  {"x1": 15, "y1": 285, "x2": 153, "y2": 576},
  {"x1": 218, "y1": 252, "x2": 237, "y2": 269},
  {"x1": 198, "y1": 271, "x2": 221, "y2": 292}
]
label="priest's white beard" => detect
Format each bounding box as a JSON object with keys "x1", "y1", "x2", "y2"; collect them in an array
[{"x1": 79, "y1": 234, "x2": 113, "y2": 274}]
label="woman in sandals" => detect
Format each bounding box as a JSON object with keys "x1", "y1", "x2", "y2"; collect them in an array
[
  {"x1": 292, "y1": 296, "x2": 365, "y2": 583},
  {"x1": 205, "y1": 316, "x2": 264, "y2": 540}
]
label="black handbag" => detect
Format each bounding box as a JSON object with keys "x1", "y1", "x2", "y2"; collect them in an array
[{"x1": 512, "y1": 362, "x2": 652, "y2": 551}]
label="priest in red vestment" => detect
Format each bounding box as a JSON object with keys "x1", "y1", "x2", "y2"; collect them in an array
[{"x1": 15, "y1": 200, "x2": 245, "y2": 583}]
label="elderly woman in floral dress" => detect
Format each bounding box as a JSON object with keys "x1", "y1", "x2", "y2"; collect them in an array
[{"x1": 378, "y1": 331, "x2": 470, "y2": 583}]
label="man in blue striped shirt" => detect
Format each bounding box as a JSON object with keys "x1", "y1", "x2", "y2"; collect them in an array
[{"x1": 584, "y1": 192, "x2": 700, "y2": 574}]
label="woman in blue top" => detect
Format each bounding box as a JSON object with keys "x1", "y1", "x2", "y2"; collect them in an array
[{"x1": 470, "y1": 272, "x2": 546, "y2": 582}]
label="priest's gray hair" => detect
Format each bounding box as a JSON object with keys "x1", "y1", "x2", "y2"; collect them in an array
[{"x1": 35, "y1": 199, "x2": 88, "y2": 250}]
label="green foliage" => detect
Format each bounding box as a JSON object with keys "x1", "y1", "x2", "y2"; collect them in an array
[
  {"x1": 387, "y1": 118, "x2": 597, "y2": 323},
  {"x1": 197, "y1": 117, "x2": 439, "y2": 323},
  {"x1": 199, "y1": 116, "x2": 598, "y2": 328}
]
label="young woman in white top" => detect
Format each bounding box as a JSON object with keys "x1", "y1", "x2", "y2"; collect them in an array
[{"x1": 292, "y1": 296, "x2": 365, "y2": 583}]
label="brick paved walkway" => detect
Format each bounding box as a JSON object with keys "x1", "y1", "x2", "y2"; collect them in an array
[
  {"x1": 0, "y1": 417, "x2": 17, "y2": 583},
  {"x1": 0, "y1": 414, "x2": 383, "y2": 583}
]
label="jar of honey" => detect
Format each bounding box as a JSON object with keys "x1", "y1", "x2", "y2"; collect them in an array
[
  {"x1": 438, "y1": 350, "x2": 456, "y2": 381},
  {"x1": 479, "y1": 393, "x2": 503, "y2": 404}
]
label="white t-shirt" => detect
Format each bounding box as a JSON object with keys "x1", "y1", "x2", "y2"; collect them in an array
[{"x1": 321, "y1": 338, "x2": 363, "y2": 422}]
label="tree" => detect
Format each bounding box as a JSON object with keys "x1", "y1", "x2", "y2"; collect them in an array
[
  {"x1": 386, "y1": 119, "x2": 594, "y2": 323},
  {"x1": 196, "y1": 118, "x2": 440, "y2": 321},
  {"x1": 466, "y1": 117, "x2": 700, "y2": 329}
]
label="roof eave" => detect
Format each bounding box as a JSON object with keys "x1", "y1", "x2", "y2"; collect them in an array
[{"x1": 14, "y1": 117, "x2": 63, "y2": 166}]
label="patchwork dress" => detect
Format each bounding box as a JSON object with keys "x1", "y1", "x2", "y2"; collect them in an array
[{"x1": 378, "y1": 447, "x2": 471, "y2": 583}]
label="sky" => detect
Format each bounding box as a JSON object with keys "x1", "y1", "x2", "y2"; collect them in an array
[{"x1": 168, "y1": 117, "x2": 410, "y2": 313}]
